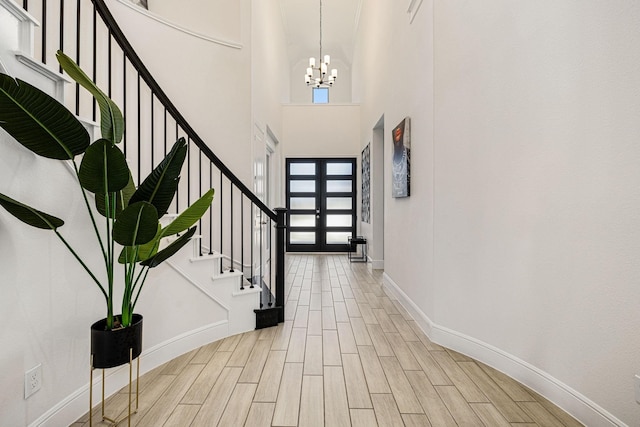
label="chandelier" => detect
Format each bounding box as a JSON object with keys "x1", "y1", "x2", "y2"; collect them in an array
[{"x1": 305, "y1": 0, "x2": 337, "y2": 88}]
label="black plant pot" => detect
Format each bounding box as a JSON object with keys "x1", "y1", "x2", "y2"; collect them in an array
[{"x1": 90, "y1": 314, "x2": 143, "y2": 369}]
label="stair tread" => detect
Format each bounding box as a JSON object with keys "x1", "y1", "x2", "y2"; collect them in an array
[
  {"x1": 0, "y1": 0, "x2": 39, "y2": 24},
  {"x1": 15, "y1": 53, "x2": 72, "y2": 83}
]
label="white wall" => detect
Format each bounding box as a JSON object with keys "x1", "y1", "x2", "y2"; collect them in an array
[
  {"x1": 353, "y1": 0, "x2": 436, "y2": 320},
  {"x1": 251, "y1": 0, "x2": 289, "y2": 140},
  {"x1": 353, "y1": 0, "x2": 640, "y2": 425},
  {"x1": 107, "y1": 0, "x2": 254, "y2": 186},
  {"x1": 148, "y1": 0, "x2": 240, "y2": 43},
  {"x1": 282, "y1": 104, "x2": 361, "y2": 158},
  {"x1": 0, "y1": 131, "x2": 104, "y2": 426},
  {"x1": 433, "y1": 1, "x2": 640, "y2": 424}
]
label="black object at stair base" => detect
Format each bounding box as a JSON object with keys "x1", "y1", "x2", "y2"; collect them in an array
[
  {"x1": 254, "y1": 306, "x2": 282, "y2": 329},
  {"x1": 253, "y1": 275, "x2": 282, "y2": 329}
]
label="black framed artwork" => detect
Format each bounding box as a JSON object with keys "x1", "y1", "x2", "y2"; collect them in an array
[
  {"x1": 391, "y1": 117, "x2": 411, "y2": 198},
  {"x1": 361, "y1": 144, "x2": 370, "y2": 223}
]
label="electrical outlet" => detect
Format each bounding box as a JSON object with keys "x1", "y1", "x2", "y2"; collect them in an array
[
  {"x1": 24, "y1": 364, "x2": 42, "y2": 399},
  {"x1": 635, "y1": 374, "x2": 640, "y2": 404}
]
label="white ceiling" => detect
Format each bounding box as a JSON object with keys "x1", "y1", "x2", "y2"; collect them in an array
[{"x1": 279, "y1": 0, "x2": 362, "y2": 67}]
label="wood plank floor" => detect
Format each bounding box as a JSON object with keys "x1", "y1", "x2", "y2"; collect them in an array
[{"x1": 72, "y1": 254, "x2": 583, "y2": 426}]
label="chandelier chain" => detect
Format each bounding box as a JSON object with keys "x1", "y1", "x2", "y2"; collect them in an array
[{"x1": 319, "y1": 0, "x2": 323, "y2": 59}]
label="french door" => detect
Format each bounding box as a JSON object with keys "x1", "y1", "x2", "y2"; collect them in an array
[{"x1": 286, "y1": 158, "x2": 356, "y2": 252}]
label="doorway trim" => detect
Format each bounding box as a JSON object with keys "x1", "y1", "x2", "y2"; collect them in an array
[{"x1": 370, "y1": 115, "x2": 385, "y2": 269}]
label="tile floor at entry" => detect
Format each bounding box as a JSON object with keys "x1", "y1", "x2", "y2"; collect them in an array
[{"x1": 73, "y1": 254, "x2": 583, "y2": 426}]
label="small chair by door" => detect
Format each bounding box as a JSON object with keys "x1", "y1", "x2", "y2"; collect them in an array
[{"x1": 348, "y1": 236, "x2": 367, "y2": 262}]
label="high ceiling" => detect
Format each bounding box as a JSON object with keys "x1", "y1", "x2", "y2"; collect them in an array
[{"x1": 279, "y1": 0, "x2": 362, "y2": 67}]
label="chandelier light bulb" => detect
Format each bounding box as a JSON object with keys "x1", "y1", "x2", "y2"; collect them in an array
[{"x1": 304, "y1": 0, "x2": 338, "y2": 89}]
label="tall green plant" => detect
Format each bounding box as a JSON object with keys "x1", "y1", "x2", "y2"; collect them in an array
[{"x1": 0, "y1": 51, "x2": 214, "y2": 330}]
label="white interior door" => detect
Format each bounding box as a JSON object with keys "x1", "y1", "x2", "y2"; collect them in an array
[
  {"x1": 252, "y1": 125, "x2": 266, "y2": 284},
  {"x1": 252, "y1": 125, "x2": 279, "y2": 288}
]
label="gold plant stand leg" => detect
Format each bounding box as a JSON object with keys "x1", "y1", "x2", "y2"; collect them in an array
[{"x1": 89, "y1": 349, "x2": 140, "y2": 426}]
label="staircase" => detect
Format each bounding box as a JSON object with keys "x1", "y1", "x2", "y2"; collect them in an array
[
  {"x1": 0, "y1": 0, "x2": 282, "y2": 335},
  {"x1": 0, "y1": 0, "x2": 285, "y2": 424}
]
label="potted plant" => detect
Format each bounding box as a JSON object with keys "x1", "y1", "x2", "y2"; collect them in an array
[{"x1": 0, "y1": 51, "x2": 214, "y2": 368}]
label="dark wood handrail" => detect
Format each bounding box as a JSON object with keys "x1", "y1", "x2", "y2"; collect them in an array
[{"x1": 91, "y1": 0, "x2": 277, "y2": 221}]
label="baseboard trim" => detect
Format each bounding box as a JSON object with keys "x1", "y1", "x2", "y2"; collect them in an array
[
  {"x1": 30, "y1": 320, "x2": 229, "y2": 427},
  {"x1": 382, "y1": 272, "x2": 626, "y2": 427},
  {"x1": 368, "y1": 257, "x2": 384, "y2": 270}
]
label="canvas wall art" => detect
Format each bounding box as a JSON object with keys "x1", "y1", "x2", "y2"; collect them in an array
[
  {"x1": 361, "y1": 144, "x2": 371, "y2": 223},
  {"x1": 391, "y1": 117, "x2": 411, "y2": 198}
]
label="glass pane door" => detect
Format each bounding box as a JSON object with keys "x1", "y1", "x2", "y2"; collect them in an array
[{"x1": 286, "y1": 158, "x2": 356, "y2": 252}]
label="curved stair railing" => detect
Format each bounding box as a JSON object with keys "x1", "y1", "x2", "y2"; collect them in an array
[{"x1": 18, "y1": 0, "x2": 285, "y2": 326}]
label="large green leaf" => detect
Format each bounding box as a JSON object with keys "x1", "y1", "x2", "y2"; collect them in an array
[
  {"x1": 0, "y1": 73, "x2": 89, "y2": 159},
  {"x1": 56, "y1": 51, "x2": 124, "y2": 144},
  {"x1": 0, "y1": 193, "x2": 64, "y2": 230},
  {"x1": 113, "y1": 201, "x2": 158, "y2": 246},
  {"x1": 118, "y1": 224, "x2": 161, "y2": 264},
  {"x1": 95, "y1": 173, "x2": 136, "y2": 218},
  {"x1": 141, "y1": 227, "x2": 197, "y2": 268},
  {"x1": 79, "y1": 139, "x2": 130, "y2": 194},
  {"x1": 129, "y1": 138, "x2": 187, "y2": 217},
  {"x1": 161, "y1": 189, "x2": 214, "y2": 237}
]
